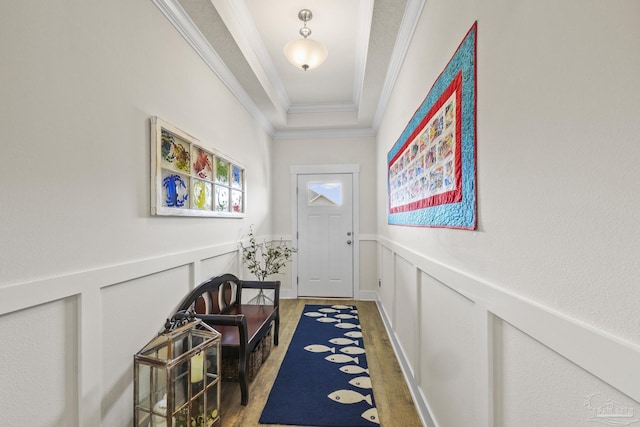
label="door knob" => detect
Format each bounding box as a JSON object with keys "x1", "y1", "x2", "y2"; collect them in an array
[
  {"x1": 347, "y1": 232, "x2": 352, "y2": 236},
  {"x1": 347, "y1": 240, "x2": 352, "y2": 245}
]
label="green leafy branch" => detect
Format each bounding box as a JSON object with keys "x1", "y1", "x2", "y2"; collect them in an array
[{"x1": 240, "y1": 226, "x2": 296, "y2": 281}]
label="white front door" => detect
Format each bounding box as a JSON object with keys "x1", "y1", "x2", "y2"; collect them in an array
[{"x1": 296, "y1": 173, "x2": 353, "y2": 298}]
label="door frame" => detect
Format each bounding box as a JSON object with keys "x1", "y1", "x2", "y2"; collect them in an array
[{"x1": 290, "y1": 164, "x2": 360, "y2": 299}]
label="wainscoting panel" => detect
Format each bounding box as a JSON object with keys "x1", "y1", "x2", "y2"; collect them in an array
[
  {"x1": 394, "y1": 254, "x2": 419, "y2": 379},
  {"x1": 100, "y1": 266, "x2": 191, "y2": 426},
  {"x1": 376, "y1": 237, "x2": 640, "y2": 427},
  {"x1": 419, "y1": 271, "x2": 476, "y2": 427},
  {"x1": 494, "y1": 320, "x2": 640, "y2": 427},
  {"x1": 379, "y1": 245, "x2": 396, "y2": 327},
  {"x1": 358, "y1": 239, "x2": 379, "y2": 293},
  {"x1": 0, "y1": 296, "x2": 79, "y2": 427}
]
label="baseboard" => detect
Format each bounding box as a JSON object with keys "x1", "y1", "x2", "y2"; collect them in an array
[
  {"x1": 280, "y1": 289, "x2": 296, "y2": 299},
  {"x1": 357, "y1": 290, "x2": 378, "y2": 301},
  {"x1": 280, "y1": 289, "x2": 380, "y2": 301}
]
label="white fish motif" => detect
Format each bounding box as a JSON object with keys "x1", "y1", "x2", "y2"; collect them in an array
[
  {"x1": 304, "y1": 344, "x2": 335, "y2": 353},
  {"x1": 361, "y1": 408, "x2": 379, "y2": 424},
  {"x1": 325, "y1": 354, "x2": 359, "y2": 364},
  {"x1": 335, "y1": 314, "x2": 358, "y2": 320},
  {"x1": 328, "y1": 389, "x2": 372, "y2": 405},
  {"x1": 316, "y1": 317, "x2": 339, "y2": 323},
  {"x1": 351, "y1": 309, "x2": 359, "y2": 314},
  {"x1": 334, "y1": 322, "x2": 361, "y2": 329},
  {"x1": 329, "y1": 338, "x2": 359, "y2": 346},
  {"x1": 304, "y1": 312, "x2": 327, "y2": 318},
  {"x1": 349, "y1": 376, "x2": 372, "y2": 389},
  {"x1": 339, "y1": 365, "x2": 369, "y2": 375},
  {"x1": 332, "y1": 305, "x2": 353, "y2": 310},
  {"x1": 344, "y1": 331, "x2": 363, "y2": 338},
  {"x1": 340, "y1": 346, "x2": 366, "y2": 355},
  {"x1": 319, "y1": 308, "x2": 339, "y2": 313}
]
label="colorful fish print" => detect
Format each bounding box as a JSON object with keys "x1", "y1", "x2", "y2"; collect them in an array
[
  {"x1": 344, "y1": 331, "x2": 363, "y2": 338},
  {"x1": 335, "y1": 314, "x2": 358, "y2": 320},
  {"x1": 325, "y1": 354, "x2": 359, "y2": 364},
  {"x1": 316, "y1": 317, "x2": 339, "y2": 323},
  {"x1": 304, "y1": 312, "x2": 327, "y2": 318},
  {"x1": 340, "y1": 346, "x2": 366, "y2": 355},
  {"x1": 332, "y1": 305, "x2": 353, "y2": 310},
  {"x1": 327, "y1": 390, "x2": 372, "y2": 405},
  {"x1": 304, "y1": 344, "x2": 335, "y2": 353},
  {"x1": 334, "y1": 322, "x2": 361, "y2": 329},
  {"x1": 329, "y1": 338, "x2": 359, "y2": 346},
  {"x1": 339, "y1": 365, "x2": 369, "y2": 375},
  {"x1": 361, "y1": 408, "x2": 379, "y2": 424},
  {"x1": 319, "y1": 308, "x2": 339, "y2": 313},
  {"x1": 349, "y1": 376, "x2": 372, "y2": 389}
]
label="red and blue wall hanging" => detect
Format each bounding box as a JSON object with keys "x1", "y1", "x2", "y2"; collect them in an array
[{"x1": 387, "y1": 22, "x2": 477, "y2": 229}]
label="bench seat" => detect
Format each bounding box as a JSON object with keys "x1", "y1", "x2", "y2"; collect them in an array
[
  {"x1": 173, "y1": 273, "x2": 279, "y2": 405},
  {"x1": 212, "y1": 305, "x2": 276, "y2": 348}
]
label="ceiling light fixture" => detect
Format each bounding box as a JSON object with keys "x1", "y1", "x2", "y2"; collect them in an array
[{"x1": 283, "y1": 9, "x2": 328, "y2": 71}]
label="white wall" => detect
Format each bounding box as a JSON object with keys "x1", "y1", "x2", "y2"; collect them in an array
[
  {"x1": 271, "y1": 136, "x2": 379, "y2": 295},
  {"x1": 376, "y1": 0, "x2": 640, "y2": 426},
  {"x1": 0, "y1": 0, "x2": 272, "y2": 425}
]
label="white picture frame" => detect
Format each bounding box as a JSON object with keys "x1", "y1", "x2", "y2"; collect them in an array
[{"x1": 150, "y1": 116, "x2": 246, "y2": 218}]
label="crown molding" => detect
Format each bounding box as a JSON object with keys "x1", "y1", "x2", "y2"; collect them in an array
[
  {"x1": 273, "y1": 127, "x2": 376, "y2": 140},
  {"x1": 288, "y1": 102, "x2": 357, "y2": 114},
  {"x1": 151, "y1": 0, "x2": 275, "y2": 136},
  {"x1": 352, "y1": 0, "x2": 375, "y2": 108},
  {"x1": 214, "y1": 0, "x2": 291, "y2": 115},
  {"x1": 372, "y1": 0, "x2": 426, "y2": 131}
]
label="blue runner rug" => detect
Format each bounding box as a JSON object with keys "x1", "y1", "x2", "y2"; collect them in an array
[{"x1": 260, "y1": 304, "x2": 379, "y2": 426}]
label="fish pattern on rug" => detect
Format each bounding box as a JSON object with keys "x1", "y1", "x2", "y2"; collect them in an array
[{"x1": 259, "y1": 304, "x2": 379, "y2": 426}]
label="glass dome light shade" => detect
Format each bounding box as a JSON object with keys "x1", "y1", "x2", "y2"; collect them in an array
[{"x1": 283, "y1": 38, "x2": 328, "y2": 71}]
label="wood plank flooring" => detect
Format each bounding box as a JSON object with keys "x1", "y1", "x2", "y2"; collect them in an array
[{"x1": 218, "y1": 299, "x2": 423, "y2": 427}]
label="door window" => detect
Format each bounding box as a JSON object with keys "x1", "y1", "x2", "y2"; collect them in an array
[{"x1": 308, "y1": 182, "x2": 342, "y2": 206}]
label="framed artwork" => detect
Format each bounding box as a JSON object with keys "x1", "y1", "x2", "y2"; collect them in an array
[
  {"x1": 387, "y1": 22, "x2": 477, "y2": 229},
  {"x1": 151, "y1": 116, "x2": 246, "y2": 217}
]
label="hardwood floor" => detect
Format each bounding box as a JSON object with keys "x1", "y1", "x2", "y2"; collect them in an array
[{"x1": 218, "y1": 299, "x2": 423, "y2": 427}]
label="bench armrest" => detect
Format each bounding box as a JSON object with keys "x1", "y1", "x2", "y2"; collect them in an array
[
  {"x1": 196, "y1": 313, "x2": 246, "y2": 328},
  {"x1": 197, "y1": 313, "x2": 250, "y2": 354}
]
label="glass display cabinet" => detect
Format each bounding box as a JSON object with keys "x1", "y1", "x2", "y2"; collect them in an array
[{"x1": 134, "y1": 312, "x2": 221, "y2": 427}]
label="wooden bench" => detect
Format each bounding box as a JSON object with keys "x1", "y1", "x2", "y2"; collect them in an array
[{"x1": 173, "y1": 273, "x2": 279, "y2": 405}]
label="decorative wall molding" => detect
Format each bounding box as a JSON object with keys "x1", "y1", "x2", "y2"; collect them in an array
[
  {"x1": 375, "y1": 235, "x2": 640, "y2": 426},
  {"x1": 0, "y1": 242, "x2": 239, "y2": 317},
  {"x1": 1, "y1": 240, "x2": 242, "y2": 426},
  {"x1": 8, "y1": 233, "x2": 630, "y2": 426}
]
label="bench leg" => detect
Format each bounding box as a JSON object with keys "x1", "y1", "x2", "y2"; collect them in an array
[
  {"x1": 238, "y1": 345, "x2": 249, "y2": 405},
  {"x1": 274, "y1": 316, "x2": 279, "y2": 346}
]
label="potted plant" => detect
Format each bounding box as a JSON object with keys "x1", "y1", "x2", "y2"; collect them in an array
[{"x1": 240, "y1": 226, "x2": 296, "y2": 304}]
